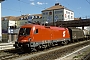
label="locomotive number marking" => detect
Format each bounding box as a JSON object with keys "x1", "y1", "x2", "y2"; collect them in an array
[{"x1": 63, "y1": 31, "x2": 66, "y2": 37}]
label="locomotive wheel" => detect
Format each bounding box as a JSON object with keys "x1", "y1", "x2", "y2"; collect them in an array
[
  {"x1": 37, "y1": 45, "x2": 44, "y2": 51},
  {"x1": 44, "y1": 44, "x2": 48, "y2": 49},
  {"x1": 61, "y1": 40, "x2": 68, "y2": 45},
  {"x1": 57, "y1": 42, "x2": 61, "y2": 46},
  {"x1": 47, "y1": 43, "x2": 51, "y2": 48}
]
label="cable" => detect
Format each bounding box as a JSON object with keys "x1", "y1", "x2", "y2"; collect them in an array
[{"x1": 86, "y1": 0, "x2": 90, "y2": 4}]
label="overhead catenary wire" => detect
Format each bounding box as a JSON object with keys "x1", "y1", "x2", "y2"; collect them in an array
[
  {"x1": 2, "y1": 0, "x2": 45, "y2": 15},
  {"x1": 2, "y1": 0, "x2": 46, "y2": 16},
  {"x1": 86, "y1": 0, "x2": 90, "y2": 4}
]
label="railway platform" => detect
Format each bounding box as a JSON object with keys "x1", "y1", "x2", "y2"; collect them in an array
[{"x1": 0, "y1": 42, "x2": 15, "y2": 50}]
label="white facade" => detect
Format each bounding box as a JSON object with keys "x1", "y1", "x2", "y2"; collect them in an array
[
  {"x1": 42, "y1": 3, "x2": 74, "y2": 24},
  {"x1": 0, "y1": 3, "x2": 2, "y2": 41},
  {"x1": 42, "y1": 9, "x2": 74, "y2": 23},
  {"x1": 8, "y1": 21, "x2": 16, "y2": 33},
  {"x1": 64, "y1": 9, "x2": 74, "y2": 21},
  {"x1": 2, "y1": 20, "x2": 18, "y2": 33}
]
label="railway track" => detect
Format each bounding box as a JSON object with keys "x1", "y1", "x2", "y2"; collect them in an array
[
  {"x1": 0, "y1": 51, "x2": 19, "y2": 60},
  {"x1": 0, "y1": 40, "x2": 90, "y2": 60},
  {"x1": 25, "y1": 40, "x2": 90, "y2": 60}
]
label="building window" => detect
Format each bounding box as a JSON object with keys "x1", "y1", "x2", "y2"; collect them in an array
[
  {"x1": 66, "y1": 11, "x2": 70, "y2": 14},
  {"x1": 10, "y1": 26, "x2": 15, "y2": 29},
  {"x1": 68, "y1": 15, "x2": 70, "y2": 19},
  {"x1": 28, "y1": 16, "x2": 32, "y2": 19},
  {"x1": 37, "y1": 16, "x2": 39, "y2": 18},
  {"x1": 49, "y1": 12, "x2": 52, "y2": 15},
  {"x1": 43, "y1": 13, "x2": 45, "y2": 15},
  {"x1": 71, "y1": 16, "x2": 73, "y2": 19},
  {"x1": 71, "y1": 13, "x2": 73, "y2": 15},
  {"x1": 46, "y1": 12, "x2": 48, "y2": 15},
  {"x1": 42, "y1": 17, "x2": 44, "y2": 19},
  {"x1": 62, "y1": 15, "x2": 63, "y2": 17},
  {"x1": 66, "y1": 11, "x2": 67, "y2": 13},
  {"x1": 55, "y1": 11, "x2": 63, "y2": 14},
  {"x1": 43, "y1": 12, "x2": 48, "y2": 15}
]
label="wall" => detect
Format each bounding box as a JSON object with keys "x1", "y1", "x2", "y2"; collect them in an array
[
  {"x1": 2, "y1": 20, "x2": 8, "y2": 33},
  {"x1": 64, "y1": 9, "x2": 74, "y2": 21}
]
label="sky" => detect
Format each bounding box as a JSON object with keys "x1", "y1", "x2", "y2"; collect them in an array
[{"x1": 1, "y1": 0, "x2": 90, "y2": 18}]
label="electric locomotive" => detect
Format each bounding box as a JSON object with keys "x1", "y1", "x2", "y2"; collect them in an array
[{"x1": 13, "y1": 24, "x2": 70, "y2": 51}]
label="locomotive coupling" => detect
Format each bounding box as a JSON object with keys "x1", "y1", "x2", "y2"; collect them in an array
[{"x1": 13, "y1": 42, "x2": 31, "y2": 49}]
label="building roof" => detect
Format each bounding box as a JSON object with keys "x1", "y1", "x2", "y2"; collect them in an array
[
  {"x1": 2, "y1": 14, "x2": 42, "y2": 21},
  {"x1": 31, "y1": 14, "x2": 42, "y2": 17},
  {"x1": 42, "y1": 3, "x2": 73, "y2": 12},
  {"x1": 2, "y1": 16, "x2": 17, "y2": 21}
]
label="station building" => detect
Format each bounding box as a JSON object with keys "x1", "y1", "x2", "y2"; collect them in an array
[{"x1": 41, "y1": 3, "x2": 74, "y2": 24}]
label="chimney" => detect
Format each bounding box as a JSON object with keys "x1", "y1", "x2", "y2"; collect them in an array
[{"x1": 55, "y1": 3, "x2": 60, "y2": 6}]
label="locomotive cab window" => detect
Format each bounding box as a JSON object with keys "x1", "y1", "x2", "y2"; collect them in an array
[
  {"x1": 19, "y1": 28, "x2": 31, "y2": 36},
  {"x1": 34, "y1": 29, "x2": 38, "y2": 34}
]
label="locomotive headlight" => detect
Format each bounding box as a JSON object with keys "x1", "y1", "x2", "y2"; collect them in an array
[{"x1": 28, "y1": 38, "x2": 32, "y2": 41}]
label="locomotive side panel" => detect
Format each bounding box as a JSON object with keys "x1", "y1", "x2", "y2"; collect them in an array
[
  {"x1": 41, "y1": 28, "x2": 52, "y2": 40},
  {"x1": 50, "y1": 27, "x2": 70, "y2": 44},
  {"x1": 32, "y1": 27, "x2": 42, "y2": 42},
  {"x1": 51, "y1": 29, "x2": 63, "y2": 40}
]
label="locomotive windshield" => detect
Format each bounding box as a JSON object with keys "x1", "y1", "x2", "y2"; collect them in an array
[{"x1": 19, "y1": 28, "x2": 31, "y2": 36}]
